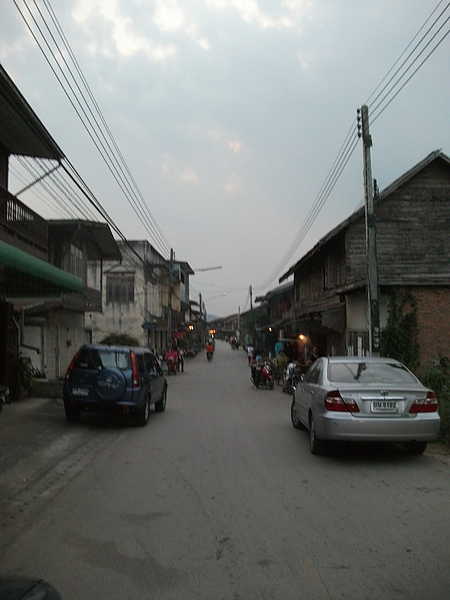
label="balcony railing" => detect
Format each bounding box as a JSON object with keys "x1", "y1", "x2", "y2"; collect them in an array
[{"x1": 0, "y1": 187, "x2": 48, "y2": 253}]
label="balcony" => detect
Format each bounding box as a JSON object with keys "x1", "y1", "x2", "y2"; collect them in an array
[{"x1": 0, "y1": 187, "x2": 48, "y2": 255}]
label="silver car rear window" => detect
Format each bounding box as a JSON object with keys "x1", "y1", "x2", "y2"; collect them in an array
[{"x1": 328, "y1": 362, "x2": 417, "y2": 384}]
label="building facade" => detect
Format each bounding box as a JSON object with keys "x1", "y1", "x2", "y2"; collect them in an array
[{"x1": 278, "y1": 150, "x2": 449, "y2": 367}]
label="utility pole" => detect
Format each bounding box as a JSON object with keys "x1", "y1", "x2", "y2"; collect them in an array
[
  {"x1": 358, "y1": 105, "x2": 380, "y2": 356},
  {"x1": 167, "y1": 248, "x2": 174, "y2": 348},
  {"x1": 249, "y1": 285, "x2": 253, "y2": 310}
]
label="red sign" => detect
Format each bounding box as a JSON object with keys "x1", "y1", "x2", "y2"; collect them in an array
[{"x1": 172, "y1": 331, "x2": 185, "y2": 339}]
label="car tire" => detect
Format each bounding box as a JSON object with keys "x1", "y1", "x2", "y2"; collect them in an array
[
  {"x1": 154, "y1": 385, "x2": 167, "y2": 413},
  {"x1": 137, "y1": 396, "x2": 151, "y2": 426},
  {"x1": 309, "y1": 414, "x2": 326, "y2": 455},
  {"x1": 64, "y1": 403, "x2": 81, "y2": 423},
  {"x1": 291, "y1": 398, "x2": 305, "y2": 430},
  {"x1": 404, "y1": 441, "x2": 427, "y2": 455}
]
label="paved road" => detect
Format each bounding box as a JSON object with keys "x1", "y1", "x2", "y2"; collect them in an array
[{"x1": 0, "y1": 340, "x2": 449, "y2": 599}]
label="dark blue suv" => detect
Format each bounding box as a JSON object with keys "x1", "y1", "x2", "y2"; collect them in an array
[{"x1": 63, "y1": 345, "x2": 167, "y2": 426}]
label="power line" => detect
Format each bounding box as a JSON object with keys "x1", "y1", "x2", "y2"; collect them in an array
[
  {"x1": 257, "y1": 0, "x2": 449, "y2": 291},
  {"x1": 13, "y1": 0, "x2": 172, "y2": 258}
]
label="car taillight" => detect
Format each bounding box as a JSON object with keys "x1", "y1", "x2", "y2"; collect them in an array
[
  {"x1": 64, "y1": 348, "x2": 82, "y2": 381},
  {"x1": 324, "y1": 390, "x2": 360, "y2": 412},
  {"x1": 130, "y1": 351, "x2": 139, "y2": 388},
  {"x1": 409, "y1": 391, "x2": 438, "y2": 413}
]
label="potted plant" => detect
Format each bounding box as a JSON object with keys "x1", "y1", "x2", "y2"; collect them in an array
[{"x1": 9, "y1": 352, "x2": 35, "y2": 401}]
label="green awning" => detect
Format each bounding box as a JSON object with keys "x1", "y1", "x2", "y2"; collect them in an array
[{"x1": 0, "y1": 240, "x2": 84, "y2": 294}]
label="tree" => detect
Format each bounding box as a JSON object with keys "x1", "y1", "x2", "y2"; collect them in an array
[
  {"x1": 99, "y1": 333, "x2": 140, "y2": 346},
  {"x1": 381, "y1": 289, "x2": 419, "y2": 371}
]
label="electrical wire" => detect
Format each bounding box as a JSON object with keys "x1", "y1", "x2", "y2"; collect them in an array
[
  {"x1": 13, "y1": 0, "x2": 172, "y2": 259},
  {"x1": 256, "y1": 0, "x2": 449, "y2": 291},
  {"x1": 37, "y1": 0, "x2": 172, "y2": 256}
]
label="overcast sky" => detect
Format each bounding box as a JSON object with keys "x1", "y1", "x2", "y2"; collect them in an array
[{"x1": 1, "y1": 0, "x2": 449, "y2": 317}]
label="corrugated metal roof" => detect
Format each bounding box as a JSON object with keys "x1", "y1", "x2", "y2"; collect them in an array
[
  {"x1": 0, "y1": 239, "x2": 84, "y2": 296},
  {"x1": 0, "y1": 64, "x2": 64, "y2": 160}
]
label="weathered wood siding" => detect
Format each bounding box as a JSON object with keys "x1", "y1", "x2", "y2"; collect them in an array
[{"x1": 346, "y1": 161, "x2": 449, "y2": 286}]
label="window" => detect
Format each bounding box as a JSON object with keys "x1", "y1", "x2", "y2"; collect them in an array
[
  {"x1": 70, "y1": 244, "x2": 84, "y2": 278},
  {"x1": 305, "y1": 363, "x2": 321, "y2": 384},
  {"x1": 328, "y1": 361, "x2": 417, "y2": 384},
  {"x1": 106, "y1": 274, "x2": 135, "y2": 304},
  {"x1": 324, "y1": 253, "x2": 341, "y2": 290}
]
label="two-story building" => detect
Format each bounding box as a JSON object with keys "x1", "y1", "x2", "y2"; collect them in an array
[
  {"x1": 279, "y1": 150, "x2": 449, "y2": 366},
  {"x1": 88, "y1": 240, "x2": 194, "y2": 353},
  {"x1": 0, "y1": 65, "x2": 121, "y2": 382}
]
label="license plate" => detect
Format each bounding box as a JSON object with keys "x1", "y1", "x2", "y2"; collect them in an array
[
  {"x1": 371, "y1": 400, "x2": 398, "y2": 413},
  {"x1": 72, "y1": 387, "x2": 89, "y2": 397}
]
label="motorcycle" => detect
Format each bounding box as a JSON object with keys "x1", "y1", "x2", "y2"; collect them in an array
[
  {"x1": 0, "y1": 384, "x2": 10, "y2": 414},
  {"x1": 206, "y1": 351, "x2": 213, "y2": 362},
  {"x1": 282, "y1": 362, "x2": 304, "y2": 395},
  {"x1": 165, "y1": 355, "x2": 178, "y2": 375},
  {"x1": 251, "y1": 361, "x2": 274, "y2": 389}
]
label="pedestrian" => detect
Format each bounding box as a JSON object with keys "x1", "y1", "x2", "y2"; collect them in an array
[
  {"x1": 247, "y1": 344, "x2": 254, "y2": 364},
  {"x1": 177, "y1": 347, "x2": 185, "y2": 372},
  {"x1": 274, "y1": 340, "x2": 284, "y2": 357}
]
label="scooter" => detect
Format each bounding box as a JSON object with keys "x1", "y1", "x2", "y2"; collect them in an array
[
  {"x1": 165, "y1": 356, "x2": 177, "y2": 375},
  {"x1": 282, "y1": 362, "x2": 304, "y2": 395},
  {"x1": 252, "y1": 361, "x2": 274, "y2": 389}
]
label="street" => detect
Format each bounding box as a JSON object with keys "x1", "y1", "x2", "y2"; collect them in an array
[{"x1": 0, "y1": 340, "x2": 449, "y2": 600}]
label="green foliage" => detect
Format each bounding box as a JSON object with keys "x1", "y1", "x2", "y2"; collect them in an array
[
  {"x1": 422, "y1": 356, "x2": 450, "y2": 445},
  {"x1": 9, "y1": 352, "x2": 35, "y2": 399},
  {"x1": 381, "y1": 289, "x2": 419, "y2": 371},
  {"x1": 99, "y1": 332, "x2": 140, "y2": 346}
]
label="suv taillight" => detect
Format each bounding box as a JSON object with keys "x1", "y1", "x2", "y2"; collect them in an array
[
  {"x1": 409, "y1": 391, "x2": 438, "y2": 413},
  {"x1": 324, "y1": 390, "x2": 360, "y2": 412},
  {"x1": 65, "y1": 348, "x2": 82, "y2": 381},
  {"x1": 130, "y1": 351, "x2": 139, "y2": 388}
]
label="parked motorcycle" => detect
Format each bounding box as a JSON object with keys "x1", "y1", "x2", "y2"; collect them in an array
[
  {"x1": 0, "y1": 384, "x2": 10, "y2": 415},
  {"x1": 252, "y1": 361, "x2": 274, "y2": 389},
  {"x1": 282, "y1": 362, "x2": 304, "y2": 395}
]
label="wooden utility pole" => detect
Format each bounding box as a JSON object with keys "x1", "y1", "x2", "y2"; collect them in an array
[{"x1": 358, "y1": 105, "x2": 380, "y2": 356}]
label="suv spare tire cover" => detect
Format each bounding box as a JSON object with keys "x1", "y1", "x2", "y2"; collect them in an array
[{"x1": 94, "y1": 368, "x2": 127, "y2": 401}]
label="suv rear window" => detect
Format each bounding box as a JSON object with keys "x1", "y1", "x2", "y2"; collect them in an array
[{"x1": 74, "y1": 348, "x2": 131, "y2": 370}]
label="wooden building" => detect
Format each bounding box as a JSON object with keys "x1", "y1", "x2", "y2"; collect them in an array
[{"x1": 279, "y1": 150, "x2": 450, "y2": 367}]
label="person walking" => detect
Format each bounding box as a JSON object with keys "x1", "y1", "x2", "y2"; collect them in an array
[{"x1": 247, "y1": 344, "x2": 254, "y2": 365}]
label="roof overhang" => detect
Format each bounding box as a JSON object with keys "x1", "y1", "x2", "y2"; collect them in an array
[
  {"x1": 48, "y1": 220, "x2": 122, "y2": 261},
  {"x1": 0, "y1": 64, "x2": 64, "y2": 160},
  {"x1": 0, "y1": 239, "x2": 84, "y2": 299}
]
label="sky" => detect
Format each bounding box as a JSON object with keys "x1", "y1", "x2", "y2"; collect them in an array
[{"x1": 1, "y1": 0, "x2": 449, "y2": 317}]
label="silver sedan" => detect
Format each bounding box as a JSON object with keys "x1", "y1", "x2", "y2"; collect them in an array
[{"x1": 291, "y1": 356, "x2": 441, "y2": 455}]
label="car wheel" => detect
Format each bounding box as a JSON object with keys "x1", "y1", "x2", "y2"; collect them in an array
[
  {"x1": 291, "y1": 398, "x2": 305, "y2": 430},
  {"x1": 65, "y1": 403, "x2": 81, "y2": 423},
  {"x1": 404, "y1": 441, "x2": 427, "y2": 455},
  {"x1": 309, "y1": 414, "x2": 326, "y2": 455},
  {"x1": 155, "y1": 385, "x2": 167, "y2": 413},
  {"x1": 137, "y1": 396, "x2": 151, "y2": 426}
]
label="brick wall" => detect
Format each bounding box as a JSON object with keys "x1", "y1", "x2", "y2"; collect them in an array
[{"x1": 415, "y1": 287, "x2": 450, "y2": 366}]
